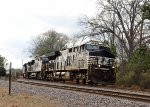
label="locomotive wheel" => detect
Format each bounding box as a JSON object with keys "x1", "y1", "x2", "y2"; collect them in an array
[
  {"x1": 41, "y1": 71, "x2": 45, "y2": 80},
  {"x1": 102, "y1": 84, "x2": 106, "y2": 86},
  {"x1": 80, "y1": 79, "x2": 86, "y2": 84},
  {"x1": 27, "y1": 72, "x2": 30, "y2": 79},
  {"x1": 37, "y1": 72, "x2": 42, "y2": 80},
  {"x1": 36, "y1": 73, "x2": 39, "y2": 79},
  {"x1": 44, "y1": 73, "x2": 48, "y2": 80},
  {"x1": 46, "y1": 73, "x2": 50, "y2": 80},
  {"x1": 76, "y1": 78, "x2": 79, "y2": 84},
  {"x1": 47, "y1": 73, "x2": 53, "y2": 81},
  {"x1": 87, "y1": 80, "x2": 98, "y2": 85},
  {"x1": 91, "y1": 78, "x2": 98, "y2": 85},
  {"x1": 82, "y1": 79, "x2": 86, "y2": 84},
  {"x1": 51, "y1": 76, "x2": 54, "y2": 81},
  {"x1": 61, "y1": 80, "x2": 65, "y2": 82},
  {"x1": 23, "y1": 73, "x2": 26, "y2": 78},
  {"x1": 88, "y1": 80, "x2": 93, "y2": 85},
  {"x1": 94, "y1": 83, "x2": 98, "y2": 85}
]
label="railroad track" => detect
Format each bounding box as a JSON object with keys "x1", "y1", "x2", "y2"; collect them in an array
[{"x1": 17, "y1": 80, "x2": 150, "y2": 103}]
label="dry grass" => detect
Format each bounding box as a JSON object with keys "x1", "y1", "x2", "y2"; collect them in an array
[{"x1": 0, "y1": 87, "x2": 60, "y2": 107}]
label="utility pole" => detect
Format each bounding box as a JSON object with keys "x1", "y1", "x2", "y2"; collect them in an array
[{"x1": 9, "y1": 62, "x2": 12, "y2": 95}]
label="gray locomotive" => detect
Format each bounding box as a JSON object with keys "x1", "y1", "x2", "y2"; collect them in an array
[{"x1": 23, "y1": 40, "x2": 116, "y2": 85}]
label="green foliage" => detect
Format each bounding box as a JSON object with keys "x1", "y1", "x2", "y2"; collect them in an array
[
  {"x1": 0, "y1": 55, "x2": 6, "y2": 67},
  {"x1": 116, "y1": 70, "x2": 150, "y2": 89},
  {"x1": 0, "y1": 67, "x2": 6, "y2": 76},
  {"x1": 116, "y1": 45, "x2": 150, "y2": 89},
  {"x1": 0, "y1": 55, "x2": 6, "y2": 76},
  {"x1": 128, "y1": 45, "x2": 150, "y2": 72},
  {"x1": 139, "y1": 71, "x2": 150, "y2": 89},
  {"x1": 116, "y1": 70, "x2": 136, "y2": 87},
  {"x1": 110, "y1": 43, "x2": 117, "y2": 57},
  {"x1": 29, "y1": 30, "x2": 69, "y2": 57},
  {"x1": 142, "y1": 3, "x2": 150, "y2": 20}
]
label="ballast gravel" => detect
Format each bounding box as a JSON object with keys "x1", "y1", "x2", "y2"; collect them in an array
[
  {"x1": 0, "y1": 79, "x2": 150, "y2": 107},
  {"x1": 19, "y1": 79, "x2": 150, "y2": 96}
]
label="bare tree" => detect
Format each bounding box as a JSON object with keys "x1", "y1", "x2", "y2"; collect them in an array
[
  {"x1": 29, "y1": 30, "x2": 69, "y2": 57},
  {"x1": 80, "y1": 0, "x2": 150, "y2": 61}
]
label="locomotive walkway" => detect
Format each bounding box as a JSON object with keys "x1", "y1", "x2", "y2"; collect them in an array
[{"x1": 17, "y1": 79, "x2": 150, "y2": 103}]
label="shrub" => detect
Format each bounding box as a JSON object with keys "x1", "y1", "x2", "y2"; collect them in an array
[
  {"x1": 0, "y1": 67, "x2": 6, "y2": 76},
  {"x1": 139, "y1": 71, "x2": 150, "y2": 89},
  {"x1": 116, "y1": 70, "x2": 136, "y2": 87},
  {"x1": 116, "y1": 70, "x2": 150, "y2": 89},
  {"x1": 116, "y1": 45, "x2": 150, "y2": 89}
]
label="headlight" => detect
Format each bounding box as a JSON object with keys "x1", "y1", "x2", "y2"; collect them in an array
[
  {"x1": 98, "y1": 64, "x2": 101, "y2": 67},
  {"x1": 112, "y1": 66, "x2": 115, "y2": 69}
]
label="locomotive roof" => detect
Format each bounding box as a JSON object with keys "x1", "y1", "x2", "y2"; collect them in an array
[
  {"x1": 67, "y1": 39, "x2": 107, "y2": 49},
  {"x1": 44, "y1": 51, "x2": 61, "y2": 60},
  {"x1": 89, "y1": 49, "x2": 115, "y2": 58},
  {"x1": 39, "y1": 51, "x2": 60, "y2": 58}
]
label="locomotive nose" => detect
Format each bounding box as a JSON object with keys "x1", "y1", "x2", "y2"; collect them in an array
[{"x1": 89, "y1": 49, "x2": 115, "y2": 58}]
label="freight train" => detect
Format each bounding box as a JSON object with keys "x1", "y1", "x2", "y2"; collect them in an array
[{"x1": 23, "y1": 40, "x2": 116, "y2": 85}]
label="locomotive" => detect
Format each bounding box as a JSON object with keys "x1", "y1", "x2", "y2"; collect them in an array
[{"x1": 23, "y1": 40, "x2": 116, "y2": 85}]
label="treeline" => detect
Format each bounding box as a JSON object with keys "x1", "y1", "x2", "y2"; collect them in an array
[
  {"x1": 0, "y1": 55, "x2": 6, "y2": 76},
  {"x1": 0, "y1": 67, "x2": 6, "y2": 76}
]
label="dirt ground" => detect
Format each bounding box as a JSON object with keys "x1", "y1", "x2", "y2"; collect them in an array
[{"x1": 0, "y1": 87, "x2": 60, "y2": 107}]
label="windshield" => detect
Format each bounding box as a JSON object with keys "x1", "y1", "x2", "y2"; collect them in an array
[
  {"x1": 85, "y1": 44, "x2": 111, "y2": 52},
  {"x1": 86, "y1": 44, "x2": 99, "y2": 50}
]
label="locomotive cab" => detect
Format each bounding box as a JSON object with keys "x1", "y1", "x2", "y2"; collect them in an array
[{"x1": 84, "y1": 43, "x2": 116, "y2": 84}]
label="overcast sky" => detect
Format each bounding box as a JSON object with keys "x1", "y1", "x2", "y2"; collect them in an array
[{"x1": 0, "y1": 0, "x2": 97, "y2": 68}]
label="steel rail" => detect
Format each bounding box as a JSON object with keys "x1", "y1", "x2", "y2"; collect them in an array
[{"x1": 17, "y1": 80, "x2": 150, "y2": 103}]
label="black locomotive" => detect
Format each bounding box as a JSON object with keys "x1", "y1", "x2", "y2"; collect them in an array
[{"x1": 23, "y1": 40, "x2": 116, "y2": 85}]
